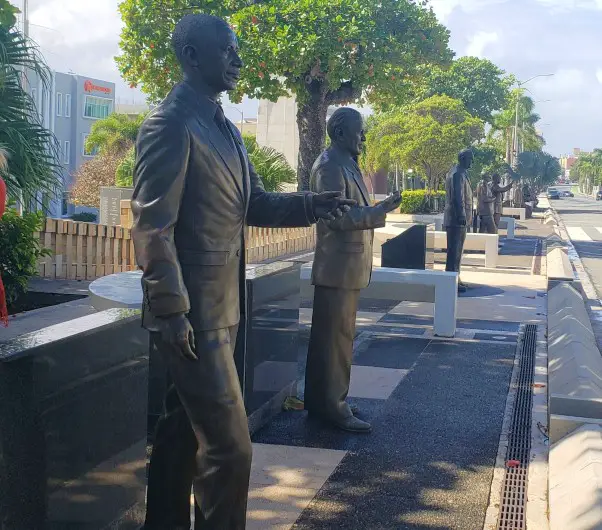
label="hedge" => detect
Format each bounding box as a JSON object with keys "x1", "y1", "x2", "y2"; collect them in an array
[{"x1": 398, "y1": 190, "x2": 446, "y2": 214}]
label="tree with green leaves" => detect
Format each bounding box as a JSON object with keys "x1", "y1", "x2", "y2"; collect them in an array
[
  {"x1": 116, "y1": 0, "x2": 452, "y2": 190},
  {"x1": 365, "y1": 95, "x2": 484, "y2": 191},
  {"x1": 85, "y1": 112, "x2": 145, "y2": 157},
  {"x1": 419, "y1": 56, "x2": 513, "y2": 123},
  {"x1": 0, "y1": 0, "x2": 61, "y2": 203},
  {"x1": 516, "y1": 151, "x2": 560, "y2": 194},
  {"x1": 571, "y1": 149, "x2": 602, "y2": 193}
]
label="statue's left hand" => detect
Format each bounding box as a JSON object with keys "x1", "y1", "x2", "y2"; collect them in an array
[{"x1": 312, "y1": 191, "x2": 356, "y2": 221}]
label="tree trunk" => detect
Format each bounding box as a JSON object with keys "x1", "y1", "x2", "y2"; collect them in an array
[{"x1": 296, "y1": 95, "x2": 328, "y2": 191}]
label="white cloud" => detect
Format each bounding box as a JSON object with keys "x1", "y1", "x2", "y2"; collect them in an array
[
  {"x1": 597, "y1": 69, "x2": 602, "y2": 84},
  {"x1": 465, "y1": 31, "x2": 500, "y2": 58}
]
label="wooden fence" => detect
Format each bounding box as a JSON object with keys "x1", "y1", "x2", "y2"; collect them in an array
[{"x1": 36, "y1": 218, "x2": 316, "y2": 280}]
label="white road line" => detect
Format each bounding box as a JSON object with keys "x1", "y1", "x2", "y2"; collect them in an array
[
  {"x1": 566, "y1": 226, "x2": 593, "y2": 242},
  {"x1": 596, "y1": 227, "x2": 602, "y2": 238}
]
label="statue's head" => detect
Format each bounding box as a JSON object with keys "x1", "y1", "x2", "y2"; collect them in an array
[
  {"x1": 458, "y1": 148, "x2": 474, "y2": 169},
  {"x1": 492, "y1": 173, "x2": 501, "y2": 184},
  {"x1": 481, "y1": 171, "x2": 491, "y2": 183},
  {"x1": 327, "y1": 108, "x2": 365, "y2": 158},
  {"x1": 172, "y1": 14, "x2": 243, "y2": 94}
]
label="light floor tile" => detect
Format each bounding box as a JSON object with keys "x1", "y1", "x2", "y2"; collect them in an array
[
  {"x1": 348, "y1": 365, "x2": 410, "y2": 399},
  {"x1": 247, "y1": 443, "x2": 347, "y2": 530},
  {"x1": 300, "y1": 307, "x2": 385, "y2": 326}
]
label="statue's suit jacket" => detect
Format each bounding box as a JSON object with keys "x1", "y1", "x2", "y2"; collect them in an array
[
  {"x1": 131, "y1": 82, "x2": 315, "y2": 332},
  {"x1": 310, "y1": 148, "x2": 387, "y2": 290}
]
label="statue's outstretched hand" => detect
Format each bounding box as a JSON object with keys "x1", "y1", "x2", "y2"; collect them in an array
[
  {"x1": 377, "y1": 191, "x2": 403, "y2": 213},
  {"x1": 313, "y1": 191, "x2": 356, "y2": 221}
]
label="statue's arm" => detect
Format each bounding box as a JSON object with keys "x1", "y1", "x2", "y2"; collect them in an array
[
  {"x1": 311, "y1": 163, "x2": 386, "y2": 231},
  {"x1": 131, "y1": 112, "x2": 190, "y2": 317},
  {"x1": 452, "y1": 169, "x2": 466, "y2": 223},
  {"x1": 238, "y1": 130, "x2": 315, "y2": 228}
]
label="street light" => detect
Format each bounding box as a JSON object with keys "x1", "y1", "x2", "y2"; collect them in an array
[
  {"x1": 225, "y1": 105, "x2": 244, "y2": 135},
  {"x1": 512, "y1": 74, "x2": 554, "y2": 165}
]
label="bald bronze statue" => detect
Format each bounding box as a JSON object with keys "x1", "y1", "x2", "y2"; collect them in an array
[
  {"x1": 131, "y1": 13, "x2": 354, "y2": 530},
  {"x1": 443, "y1": 149, "x2": 474, "y2": 292},
  {"x1": 304, "y1": 108, "x2": 402, "y2": 433}
]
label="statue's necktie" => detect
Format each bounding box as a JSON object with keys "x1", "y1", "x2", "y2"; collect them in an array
[{"x1": 214, "y1": 105, "x2": 235, "y2": 149}]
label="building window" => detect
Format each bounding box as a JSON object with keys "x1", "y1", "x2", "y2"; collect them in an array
[
  {"x1": 64, "y1": 141, "x2": 70, "y2": 164},
  {"x1": 56, "y1": 92, "x2": 62, "y2": 116},
  {"x1": 83, "y1": 134, "x2": 99, "y2": 157},
  {"x1": 83, "y1": 95, "x2": 112, "y2": 119},
  {"x1": 65, "y1": 94, "x2": 71, "y2": 117}
]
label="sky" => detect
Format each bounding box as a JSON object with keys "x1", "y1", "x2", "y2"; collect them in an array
[{"x1": 12, "y1": 0, "x2": 602, "y2": 156}]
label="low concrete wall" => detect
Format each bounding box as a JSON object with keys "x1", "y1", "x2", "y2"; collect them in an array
[
  {"x1": 546, "y1": 247, "x2": 574, "y2": 282},
  {"x1": 548, "y1": 282, "x2": 602, "y2": 435},
  {"x1": 550, "y1": 424, "x2": 602, "y2": 530}
]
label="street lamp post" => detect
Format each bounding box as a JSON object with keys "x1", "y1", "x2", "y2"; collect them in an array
[{"x1": 512, "y1": 74, "x2": 554, "y2": 166}]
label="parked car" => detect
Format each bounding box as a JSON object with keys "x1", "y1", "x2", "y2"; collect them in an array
[
  {"x1": 596, "y1": 190, "x2": 602, "y2": 201},
  {"x1": 561, "y1": 190, "x2": 574, "y2": 197},
  {"x1": 547, "y1": 188, "x2": 561, "y2": 200}
]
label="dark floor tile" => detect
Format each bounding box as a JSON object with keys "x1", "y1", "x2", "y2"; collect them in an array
[{"x1": 353, "y1": 336, "x2": 430, "y2": 369}]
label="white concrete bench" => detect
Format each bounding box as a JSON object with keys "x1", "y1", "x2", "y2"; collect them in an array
[
  {"x1": 433, "y1": 231, "x2": 499, "y2": 268},
  {"x1": 497, "y1": 216, "x2": 515, "y2": 239},
  {"x1": 301, "y1": 264, "x2": 458, "y2": 337},
  {"x1": 502, "y1": 207, "x2": 526, "y2": 221}
]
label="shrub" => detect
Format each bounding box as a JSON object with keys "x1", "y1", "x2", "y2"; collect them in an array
[
  {"x1": 398, "y1": 190, "x2": 446, "y2": 214},
  {"x1": 0, "y1": 208, "x2": 50, "y2": 305},
  {"x1": 70, "y1": 152, "x2": 123, "y2": 208},
  {"x1": 115, "y1": 145, "x2": 135, "y2": 187},
  {"x1": 242, "y1": 134, "x2": 296, "y2": 192},
  {"x1": 71, "y1": 212, "x2": 97, "y2": 223}
]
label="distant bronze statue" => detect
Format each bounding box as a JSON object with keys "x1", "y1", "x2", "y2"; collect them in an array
[
  {"x1": 304, "y1": 107, "x2": 402, "y2": 433},
  {"x1": 131, "y1": 13, "x2": 354, "y2": 530},
  {"x1": 491, "y1": 172, "x2": 515, "y2": 231},
  {"x1": 443, "y1": 149, "x2": 474, "y2": 292},
  {"x1": 476, "y1": 172, "x2": 496, "y2": 234}
]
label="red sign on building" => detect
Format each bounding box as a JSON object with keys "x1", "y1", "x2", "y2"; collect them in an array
[{"x1": 84, "y1": 80, "x2": 111, "y2": 94}]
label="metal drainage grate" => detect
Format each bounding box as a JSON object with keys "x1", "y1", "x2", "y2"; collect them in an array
[{"x1": 496, "y1": 324, "x2": 537, "y2": 530}]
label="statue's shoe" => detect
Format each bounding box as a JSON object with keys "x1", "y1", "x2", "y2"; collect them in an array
[{"x1": 333, "y1": 415, "x2": 372, "y2": 434}]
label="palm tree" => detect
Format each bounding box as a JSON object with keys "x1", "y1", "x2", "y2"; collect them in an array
[
  {"x1": 85, "y1": 112, "x2": 146, "y2": 157},
  {"x1": 0, "y1": 4, "x2": 61, "y2": 204},
  {"x1": 488, "y1": 90, "x2": 544, "y2": 162},
  {"x1": 242, "y1": 135, "x2": 296, "y2": 192}
]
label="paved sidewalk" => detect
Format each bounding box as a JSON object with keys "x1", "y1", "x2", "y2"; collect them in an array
[{"x1": 246, "y1": 265, "x2": 546, "y2": 529}]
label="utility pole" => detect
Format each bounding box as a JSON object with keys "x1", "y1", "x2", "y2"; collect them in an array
[{"x1": 394, "y1": 162, "x2": 399, "y2": 192}]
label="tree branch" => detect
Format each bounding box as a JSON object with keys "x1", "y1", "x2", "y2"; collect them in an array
[{"x1": 326, "y1": 81, "x2": 361, "y2": 105}]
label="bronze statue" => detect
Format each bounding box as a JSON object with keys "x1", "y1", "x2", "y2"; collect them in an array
[
  {"x1": 304, "y1": 108, "x2": 402, "y2": 433},
  {"x1": 443, "y1": 149, "x2": 474, "y2": 292},
  {"x1": 131, "y1": 14, "x2": 354, "y2": 530},
  {"x1": 476, "y1": 172, "x2": 496, "y2": 234},
  {"x1": 491, "y1": 172, "x2": 514, "y2": 231}
]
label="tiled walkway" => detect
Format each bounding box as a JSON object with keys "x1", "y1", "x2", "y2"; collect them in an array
[{"x1": 246, "y1": 269, "x2": 546, "y2": 529}]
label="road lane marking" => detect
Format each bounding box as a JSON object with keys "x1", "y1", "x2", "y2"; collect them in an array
[{"x1": 566, "y1": 226, "x2": 593, "y2": 242}]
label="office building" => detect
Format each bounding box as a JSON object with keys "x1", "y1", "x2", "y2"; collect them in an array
[{"x1": 26, "y1": 70, "x2": 116, "y2": 217}]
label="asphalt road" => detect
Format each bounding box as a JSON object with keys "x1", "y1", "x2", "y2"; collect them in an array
[{"x1": 552, "y1": 192, "x2": 602, "y2": 300}]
